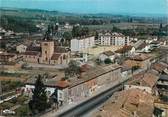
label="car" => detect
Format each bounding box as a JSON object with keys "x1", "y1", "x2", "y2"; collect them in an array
[{"x1": 2, "y1": 109, "x2": 15, "y2": 115}]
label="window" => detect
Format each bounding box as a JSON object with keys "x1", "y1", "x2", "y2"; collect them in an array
[{"x1": 45, "y1": 51, "x2": 47, "y2": 54}]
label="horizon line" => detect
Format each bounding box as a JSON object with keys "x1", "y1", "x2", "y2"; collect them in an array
[{"x1": 0, "y1": 6, "x2": 168, "y2": 18}]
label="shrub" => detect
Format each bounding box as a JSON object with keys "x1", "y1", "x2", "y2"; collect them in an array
[
  {"x1": 104, "y1": 58, "x2": 112, "y2": 64},
  {"x1": 1, "y1": 102, "x2": 14, "y2": 109},
  {"x1": 16, "y1": 105, "x2": 30, "y2": 117}
]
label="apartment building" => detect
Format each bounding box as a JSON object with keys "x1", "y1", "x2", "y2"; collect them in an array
[
  {"x1": 98, "y1": 32, "x2": 130, "y2": 46},
  {"x1": 71, "y1": 36, "x2": 95, "y2": 52}
]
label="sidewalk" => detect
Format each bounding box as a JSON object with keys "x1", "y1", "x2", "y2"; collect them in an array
[{"x1": 41, "y1": 78, "x2": 128, "y2": 117}]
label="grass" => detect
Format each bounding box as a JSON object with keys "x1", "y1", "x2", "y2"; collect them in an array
[{"x1": 0, "y1": 71, "x2": 24, "y2": 77}]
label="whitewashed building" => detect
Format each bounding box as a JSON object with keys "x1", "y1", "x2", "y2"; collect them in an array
[
  {"x1": 98, "y1": 50, "x2": 115, "y2": 62},
  {"x1": 16, "y1": 44, "x2": 27, "y2": 53},
  {"x1": 71, "y1": 36, "x2": 95, "y2": 52},
  {"x1": 98, "y1": 32, "x2": 130, "y2": 46}
]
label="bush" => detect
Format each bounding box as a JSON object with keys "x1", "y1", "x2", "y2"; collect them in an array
[
  {"x1": 1, "y1": 102, "x2": 14, "y2": 109},
  {"x1": 104, "y1": 58, "x2": 112, "y2": 64},
  {"x1": 16, "y1": 105, "x2": 30, "y2": 117},
  {"x1": 17, "y1": 96, "x2": 28, "y2": 105}
]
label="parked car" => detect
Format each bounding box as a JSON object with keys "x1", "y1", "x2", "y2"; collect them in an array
[{"x1": 2, "y1": 109, "x2": 15, "y2": 115}]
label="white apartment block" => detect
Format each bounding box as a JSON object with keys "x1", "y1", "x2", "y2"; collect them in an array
[
  {"x1": 98, "y1": 32, "x2": 130, "y2": 46},
  {"x1": 71, "y1": 36, "x2": 95, "y2": 52}
]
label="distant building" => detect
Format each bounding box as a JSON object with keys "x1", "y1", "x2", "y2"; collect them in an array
[
  {"x1": 98, "y1": 50, "x2": 115, "y2": 62},
  {"x1": 16, "y1": 44, "x2": 27, "y2": 53},
  {"x1": 71, "y1": 36, "x2": 95, "y2": 52},
  {"x1": 0, "y1": 53, "x2": 17, "y2": 63},
  {"x1": 123, "y1": 53, "x2": 152, "y2": 70},
  {"x1": 98, "y1": 32, "x2": 130, "y2": 46},
  {"x1": 115, "y1": 45, "x2": 135, "y2": 56},
  {"x1": 136, "y1": 41, "x2": 151, "y2": 53}
]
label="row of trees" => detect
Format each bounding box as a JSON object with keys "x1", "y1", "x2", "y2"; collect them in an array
[{"x1": 0, "y1": 15, "x2": 39, "y2": 33}]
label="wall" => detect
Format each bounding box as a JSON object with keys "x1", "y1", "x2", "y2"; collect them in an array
[{"x1": 124, "y1": 85, "x2": 152, "y2": 94}]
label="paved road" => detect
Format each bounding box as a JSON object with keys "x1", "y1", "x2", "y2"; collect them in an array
[
  {"x1": 57, "y1": 81, "x2": 126, "y2": 117},
  {"x1": 27, "y1": 63, "x2": 68, "y2": 69}
]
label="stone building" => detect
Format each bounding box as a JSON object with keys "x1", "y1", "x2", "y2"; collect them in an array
[{"x1": 21, "y1": 38, "x2": 70, "y2": 65}]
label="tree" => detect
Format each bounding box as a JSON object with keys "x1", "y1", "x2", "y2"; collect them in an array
[
  {"x1": 16, "y1": 105, "x2": 30, "y2": 117},
  {"x1": 95, "y1": 31, "x2": 99, "y2": 40},
  {"x1": 104, "y1": 58, "x2": 112, "y2": 64},
  {"x1": 63, "y1": 32, "x2": 72, "y2": 46},
  {"x1": 64, "y1": 60, "x2": 80, "y2": 78},
  {"x1": 50, "y1": 89, "x2": 59, "y2": 109},
  {"x1": 72, "y1": 25, "x2": 80, "y2": 37},
  {"x1": 81, "y1": 27, "x2": 89, "y2": 36},
  {"x1": 29, "y1": 75, "x2": 48, "y2": 114},
  {"x1": 72, "y1": 26, "x2": 90, "y2": 38}
]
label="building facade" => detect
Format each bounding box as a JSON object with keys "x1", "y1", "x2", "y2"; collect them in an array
[
  {"x1": 98, "y1": 32, "x2": 130, "y2": 46},
  {"x1": 71, "y1": 36, "x2": 95, "y2": 52}
]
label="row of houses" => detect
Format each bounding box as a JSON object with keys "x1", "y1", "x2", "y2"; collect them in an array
[{"x1": 92, "y1": 60, "x2": 168, "y2": 117}]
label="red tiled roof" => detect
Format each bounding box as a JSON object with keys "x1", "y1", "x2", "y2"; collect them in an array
[
  {"x1": 152, "y1": 62, "x2": 168, "y2": 72},
  {"x1": 137, "y1": 42, "x2": 147, "y2": 50},
  {"x1": 130, "y1": 54, "x2": 151, "y2": 61},
  {"x1": 22, "y1": 51, "x2": 39, "y2": 56},
  {"x1": 0, "y1": 53, "x2": 15, "y2": 58},
  {"x1": 51, "y1": 53, "x2": 61, "y2": 60},
  {"x1": 54, "y1": 47, "x2": 68, "y2": 53},
  {"x1": 80, "y1": 64, "x2": 92, "y2": 72},
  {"x1": 55, "y1": 80, "x2": 70, "y2": 88},
  {"x1": 115, "y1": 45, "x2": 133, "y2": 54},
  {"x1": 130, "y1": 72, "x2": 159, "y2": 88},
  {"x1": 102, "y1": 50, "x2": 115, "y2": 56},
  {"x1": 27, "y1": 46, "x2": 41, "y2": 52}
]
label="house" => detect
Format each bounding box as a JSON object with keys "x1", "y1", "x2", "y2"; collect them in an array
[
  {"x1": 98, "y1": 50, "x2": 115, "y2": 62},
  {"x1": 98, "y1": 32, "x2": 130, "y2": 46},
  {"x1": 136, "y1": 41, "x2": 151, "y2": 53},
  {"x1": 150, "y1": 41, "x2": 160, "y2": 49},
  {"x1": 93, "y1": 88, "x2": 154, "y2": 117},
  {"x1": 70, "y1": 36, "x2": 95, "y2": 52},
  {"x1": 0, "y1": 53, "x2": 17, "y2": 63},
  {"x1": 22, "y1": 51, "x2": 40, "y2": 63},
  {"x1": 115, "y1": 45, "x2": 135, "y2": 56},
  {"x1": 157, "y1": 75, "x2": 168, "y2": 97},
  {"x1": 125, "y1": 72, "x2": 159, "y2": 94},
  {"x1": 16, "y1": 44, "x2": 27, "y2": 53},
  {"x1": 152, "y1": 62, "x2": 168, "y2": 74},
  {"x1": 123, "y1": 53, "x2": 152, "y2": 70}
]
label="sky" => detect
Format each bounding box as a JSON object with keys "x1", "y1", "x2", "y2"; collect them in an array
[{"x1": 0, "y1": 0, "x2": 168, "y2": 16}]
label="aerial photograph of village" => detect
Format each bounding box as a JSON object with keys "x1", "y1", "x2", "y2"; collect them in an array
[{"x1": 0, "y1": 0, "x2": 167, "y2": 117}]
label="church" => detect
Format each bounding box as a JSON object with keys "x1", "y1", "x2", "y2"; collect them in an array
[{"x1": 21, "y1": 38, "x2": 70, "y2": 65}]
